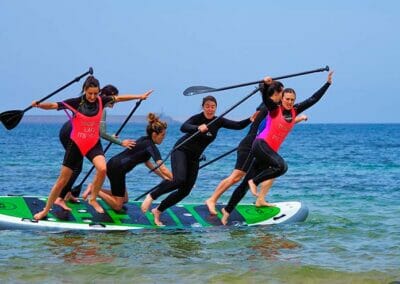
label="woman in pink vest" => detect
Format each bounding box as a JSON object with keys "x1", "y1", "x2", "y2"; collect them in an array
[
  {"x1": 221, "y1": 71, "x2": 333, "y2": 225},
  {"x1": 31, "y1": 76, "x2": 152, "y2": 220}
]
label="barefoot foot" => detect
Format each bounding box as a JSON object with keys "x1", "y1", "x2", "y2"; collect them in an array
[
  {"x1": 205, "y1": 198, "x2": 218, "y2": 215},
  {"x1": 248, "y1": 179, "x2": 259, "y2": 197},
  {"x1": 82, "y1": 183, "x2": 93, "y2": 201},
  {"x1": 255, "y1": 199, "x2": 276, "y2": 207},
  {"x1": 141, "y1": 194, "x2": 153, "y2": 213},
  {"x1": 88, "y1": 199, "x2": 104, "y2": 214},
  {"x1": 54, "y1": 197, "x2": 72, "y2": 211},
  {"x1": 221, "y1": 208, "x2": 230, "y2": 225},
  {"x1": 151, "y1": 208, "x2": 164, "y2": 226},
  {"x1": 33, "y1": 209, "x2": 48, "y2": 220}
]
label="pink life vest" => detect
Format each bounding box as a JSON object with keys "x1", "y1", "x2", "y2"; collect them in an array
[
  {"x1": 62, "y1": 97, "x2": 103, "y2": 156},
  {"x1": 256, "y1": 106, "x2": 296, "y2": 152}
]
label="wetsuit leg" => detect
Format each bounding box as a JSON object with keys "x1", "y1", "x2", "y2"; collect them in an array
[
  {"x1": 251, "y1": 139, "x2": 288, "y2": 185},
  {"x1": 157, "y1": 156, "x2": 199, "y2": 212},
  {"x1": 149, "y1": 149, "x2": 188, "y2": 200}
]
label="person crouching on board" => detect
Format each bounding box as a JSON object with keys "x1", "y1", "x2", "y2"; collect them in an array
[{"x1": 82, "y1": 113, "x2": 173, "y2": 211}]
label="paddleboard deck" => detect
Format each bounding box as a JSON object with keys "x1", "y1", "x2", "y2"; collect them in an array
[{"x1": 0, "y1": 196, "x2": 308, "y2": 231}]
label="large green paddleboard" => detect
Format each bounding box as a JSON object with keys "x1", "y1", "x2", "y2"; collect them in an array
[{"x1": 0, "y1": 196, "x2": 308, "y2": 231}]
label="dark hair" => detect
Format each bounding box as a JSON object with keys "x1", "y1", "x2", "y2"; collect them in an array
[
  {"x1": 101, "y1": 84, "x2": 119, "y2": 97},
  {"x1": 81, "y1": 75, "x2": 100, "y2": 93},
  {"x1": 146, "y1": 113, "x2": 167, "y2": 136},
  {"x1": 266, "y1": 81, "x2": 284, "y2": 97},
  {"x1": 202, "y1": 95, "x2": 217, "y2": 106},
  {"x1": 283, "y1": 88, "x2": 296, "y2": 98}
]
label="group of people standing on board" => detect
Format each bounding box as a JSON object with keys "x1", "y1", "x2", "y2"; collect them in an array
[{"x1": 32, "y1": 70, "x2": 333, "y2": 225}]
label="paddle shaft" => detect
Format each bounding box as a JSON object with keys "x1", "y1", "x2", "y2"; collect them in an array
[
  {"x1": 74, "y1": 100, "x2": 144, "y2": 189},
  {"x1": 199, "y1": 146, "x2": 238, "y2": 169},
  {"x1": 25, "y1": 67, "x2": 93, "y2": 112},
  {"x1": 184, "y1": 65, "x2": 329, "y2": 96}
]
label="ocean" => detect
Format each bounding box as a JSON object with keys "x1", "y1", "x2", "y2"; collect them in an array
[{"x1": 0, "y1": 117, "x2": 399, "y2": 283}]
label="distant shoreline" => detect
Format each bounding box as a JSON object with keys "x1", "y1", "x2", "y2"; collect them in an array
[
  {"x1": 19, "y1": 115, "x2": 400, "y2": 125},
  {"x1": 22, "y1": 115, "x2": 180, "y2": 124}
]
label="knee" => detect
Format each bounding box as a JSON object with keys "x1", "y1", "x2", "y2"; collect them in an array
[
  {"x1": 231, "y1": 175, "x2": 242, "y2": 184},
  {"x1": 278, "y1": 161, "x2": 288, "y2": 175},
  {"x1": 96, "y1": 166, "x2": 107, "y2": 177}
]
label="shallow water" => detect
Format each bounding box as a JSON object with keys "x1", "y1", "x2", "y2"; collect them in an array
[{"x1": 0, "y1": 121, "x2": 399, "y2": 283}]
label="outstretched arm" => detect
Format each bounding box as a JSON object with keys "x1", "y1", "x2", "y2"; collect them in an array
[
  {"x1": 114, "y1": 90, "x2": 153, "y2": 102},
  {"x1": 295, "y1": 71, "x2": 333, "y2": 114},
  {"x1": 31, "y1": 101, "x2": 58, "y2": 110}
]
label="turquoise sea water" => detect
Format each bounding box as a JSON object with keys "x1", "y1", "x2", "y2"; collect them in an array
[{"x1": 0, "y1": 119, "x2": 399, "y2": 283}]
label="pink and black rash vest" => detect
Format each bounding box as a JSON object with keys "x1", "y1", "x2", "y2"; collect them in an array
[
  {"x1": 256, "y1": 106, "x2": 296, "y2": 152},
  {"x1": 256, "y1": 81, "x2": 331, "y2": 152},
  {"x1": 62, "y1": 97, "x2": 103, "y2": 156}
]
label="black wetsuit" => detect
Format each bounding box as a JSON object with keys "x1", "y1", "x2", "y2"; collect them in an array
[
  {"x1": 224, "y1": 82, "x2": 331, "y2": 213},
  {"x1": 149, "y1": 112, "x2": 251, "y2": 212},
  {"x1": 235, "y1": 104, "x2": 268, "y2": 171},
  {"x1": 107, "y1": 136, "x2": 162, "y2": 197}
]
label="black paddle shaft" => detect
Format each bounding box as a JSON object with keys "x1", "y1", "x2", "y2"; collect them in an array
[
  {"x1": 183, "y1": 65, "x2": 329, "y2": 96},
  {"x1": 25, "y1": 67, "x2": 94, "y2": 112},
  {"x1": 0, "y1": 68, "x2": 93, "y2": 130}
]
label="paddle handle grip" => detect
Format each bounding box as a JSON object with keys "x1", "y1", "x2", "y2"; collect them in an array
[{"x1": 24, "y1": 67, "x2": 93, "y2": 113}]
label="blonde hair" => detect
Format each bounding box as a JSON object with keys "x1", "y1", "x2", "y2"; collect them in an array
[{"x1": 146, "y1": 113, "x2": 167, "y2": 136}]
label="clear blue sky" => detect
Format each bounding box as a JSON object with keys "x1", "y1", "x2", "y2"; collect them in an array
[{"x1": 1, "y1": 0, "x2": 399, "y2": 123}]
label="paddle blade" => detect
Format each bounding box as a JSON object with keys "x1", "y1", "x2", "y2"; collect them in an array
[
  {"x1": 0, "y1": 110, "x2": 24, "y2": 130},
  {"x1": 183, "y1": 86, "x2": 216, "y2": 96}
]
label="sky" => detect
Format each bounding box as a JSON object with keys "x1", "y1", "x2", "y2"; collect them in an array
[{"x1": 1, "y1": 0, "x2": 399, "y2": 123}]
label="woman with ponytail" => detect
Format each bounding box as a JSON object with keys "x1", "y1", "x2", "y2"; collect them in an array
[{"x1": 84, "y1": 113, "x2": 172, "y2": 211}]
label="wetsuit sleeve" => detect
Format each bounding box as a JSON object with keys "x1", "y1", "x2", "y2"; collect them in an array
[
  {"x1": 221, "y1": 117, "x2": 251, "y2": 130},
  {"x1": 99, "y1": 111, "x2": 122, "y2": 145},
  {"x1": 295, "y1": 82, "x2": 331, "y2": 114},
  {"x1": 180, "y1": 114, "x2": 201, "y2": 134},
  {"x1": 57, "y1": 97, "x2": 81, "y2": 110},
  {"x1": 146, "y1": 142, "x2": 162, "y2": 162}
]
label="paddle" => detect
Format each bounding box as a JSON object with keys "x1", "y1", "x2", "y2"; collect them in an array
[
  {"x1": 199, "y1": 146, "x2": 238, "y2": 169},
  {"x1": 149, "y1": 87, "x2": 261, "y2": 175},
  {"x1": 183, "y1": 65, "x2": 329, "y2": 96},
  {"x1": 0, "y1": 68, "x2": 93, "y2": 130},
  {"x1": 70, "y1": 99, "x2": 144, "y2": 196}
]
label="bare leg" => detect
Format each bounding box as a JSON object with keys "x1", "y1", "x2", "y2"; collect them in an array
[
  {"x1": 151, "y1": 207, "x2": 164, "y2": 226},
  {"x1": 206, "y1": 169, "x2": 245, "y2": 215},
  {"x1": 34, "y1": 166, "x2": 73, "y2": 220},
  {"x1": 255, "y1": 179, "x2": 276, "y2": 207},
  {"x1": 221, "y1": 208, "x2": 230, "y2": 225},
  {"x1": 98, "y1": 190, "x2": 125, "y2": 212},
  {"x1": 141, "y1": 194, "x2": 153, "y2": 213},
  {"x1": 87, "y1": 155, "x2": 107, "y2": 214},
  {"x1": 248, "y1": 179, "x2": 259, "y2": 197}
]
